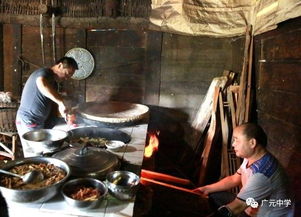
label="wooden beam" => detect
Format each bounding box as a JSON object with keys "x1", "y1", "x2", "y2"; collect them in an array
[{"x1": 0, "y1": 14, "x2": 159, "y2": 31}]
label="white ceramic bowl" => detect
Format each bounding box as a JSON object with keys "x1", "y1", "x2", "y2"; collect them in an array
[{"x1": 105, "y1": 140, "x2": 125, "y2": 151}]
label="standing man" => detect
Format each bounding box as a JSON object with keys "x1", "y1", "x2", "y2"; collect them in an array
[
  {"x1": 16, "y1": 57, "x2": 78, "y2": 157},
  {"x1": 193, "y1": 123, "x2": 294, "y2": 217}
]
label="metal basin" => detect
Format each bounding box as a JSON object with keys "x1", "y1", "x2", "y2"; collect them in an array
[
  {"x1": 0, "y1": 157, "x2": 70, "y2": 203},
  {"x1": 106, "y1": 171, "x2": 140, "y2": 201},
  {"x1": 22, "y1": 129, "x2": 68, "y2": 154}
]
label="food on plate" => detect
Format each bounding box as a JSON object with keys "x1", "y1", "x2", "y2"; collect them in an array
[
  {"x1": 0, "y1": 163, "x2": 66, "y2": 190},
  {"x1": 69, "y1": 185, "x2": 101, "y2": 201},
  {"x1": 68, "y1": 137, "x2": 109, "y2": 148},
  {"x1": 105, "y1": 140, "x2": 125, "y2": 151}
]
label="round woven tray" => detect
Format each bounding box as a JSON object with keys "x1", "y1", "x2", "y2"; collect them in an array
[{"x1": 78, "y1": 101, "x2": 149, "y2": 123}]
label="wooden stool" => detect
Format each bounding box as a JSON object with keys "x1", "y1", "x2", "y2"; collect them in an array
[{"x1": 0, "y1": 131, "x2": 18, "y2": 160}]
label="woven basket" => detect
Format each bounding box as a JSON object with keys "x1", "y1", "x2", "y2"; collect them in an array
[{"x1": 0, "y1": 102, "x2": 19, "y2": 132}]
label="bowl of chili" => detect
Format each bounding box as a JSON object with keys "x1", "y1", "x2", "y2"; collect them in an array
[{"x1": 61, "y1": 177, "x2": 108, "y2": 209}]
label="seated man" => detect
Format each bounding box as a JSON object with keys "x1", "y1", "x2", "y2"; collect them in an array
[{"x1": 193, "y1": 123, "x2": 294, "y2": 217}]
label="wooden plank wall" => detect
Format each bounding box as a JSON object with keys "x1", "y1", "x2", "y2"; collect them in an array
[
  {"x1": 2, "y1": 26, "x2": 157, "y2": 105},
  {"x1": 157, "y1": 33, "x2": 243, "y2": 149},
  {"x1": 254, "y1": 17, "x2": 301, "y2": 216},
  {"x1": 3, "y1": 24, "x2": 22, "y2": 96},
  {"x1": 146, "y1": 34, "x2": 244, "y2": 179},
  {"x1": 0, "y1": 25, "x2": 3, "y2": 90},
  {"x1": 85, "y1": 30, "x2": 147, "y2": 103}
]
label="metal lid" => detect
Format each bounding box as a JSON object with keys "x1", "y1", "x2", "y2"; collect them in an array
[{"x1": 53, "y1": 146, "x2": 119, "y2": 179}]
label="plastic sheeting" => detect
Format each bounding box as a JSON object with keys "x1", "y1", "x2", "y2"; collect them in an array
[{"x1": 150, "y1": 0, "x2": 301, "y2": 37}]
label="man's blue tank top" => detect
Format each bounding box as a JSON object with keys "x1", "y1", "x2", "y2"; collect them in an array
[{"x1": 17, "y1": 68, "x2": 57, "y2": 124}]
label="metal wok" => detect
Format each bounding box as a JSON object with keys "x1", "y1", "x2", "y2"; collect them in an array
[
  {"x1": 67, "y1": 126, "x2": 131, "y2": 143},
  {"x1": 0, "y1": 157, "x2": 70, "y2": 203}
]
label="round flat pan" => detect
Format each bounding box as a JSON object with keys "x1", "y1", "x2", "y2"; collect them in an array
[{"x1": 77, "y1": 101, "x2": 149, "y2": 123}]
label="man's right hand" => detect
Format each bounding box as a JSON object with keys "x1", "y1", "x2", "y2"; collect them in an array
[
  {"x1": 58, "y1": 102, "x2": 68, "y2": 119},
  {"x1": 192, "y1": 185, "x2": 211, "y2": 196}
]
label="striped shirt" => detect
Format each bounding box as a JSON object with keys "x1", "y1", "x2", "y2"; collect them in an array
[{"x1": 237, "y1": 153, "x2": 294, "y2": 217}]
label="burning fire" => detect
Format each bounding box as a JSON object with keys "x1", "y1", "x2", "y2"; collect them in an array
[{"x1": 144, "y1": 132, "x2": 159, "y2": 158}]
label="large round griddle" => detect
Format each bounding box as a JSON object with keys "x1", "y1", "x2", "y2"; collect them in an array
[{"x1": 78, "y1": 101, "x2": 149, "y2": 124}]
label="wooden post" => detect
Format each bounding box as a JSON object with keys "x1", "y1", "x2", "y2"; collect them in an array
[
  {"x1": 245, "y1": 35, "x2": 254, "y2": 122},
  {"x1": 219, "y1": 92, "x2": 230, "y2": 178},
  {"x1": 236, "y1": 25, "x2": 252, "y2": 125}
]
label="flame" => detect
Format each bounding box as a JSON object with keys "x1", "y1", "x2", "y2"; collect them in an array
[{"x1": 144, "y1": 132, "x2": 159, "y2": 158}]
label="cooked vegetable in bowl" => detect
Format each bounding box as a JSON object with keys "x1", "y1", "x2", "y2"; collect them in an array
[{"x1": 61, "y1": 178, "x2": 108, "y2": 209}]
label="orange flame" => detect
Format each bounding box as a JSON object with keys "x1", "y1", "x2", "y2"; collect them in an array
[{"x1": 144, "y1": 132, "x2": 159, "y2": 158}]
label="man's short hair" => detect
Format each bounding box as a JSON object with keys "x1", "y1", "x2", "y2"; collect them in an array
[
  {"x1": 241, "y1": 122, "x2": 267, "y2": 147},
  {"x1": 56, "y1": 57, "x2": 78, "y2": 70}
]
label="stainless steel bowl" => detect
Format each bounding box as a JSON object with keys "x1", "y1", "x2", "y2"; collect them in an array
[
  {"x1": 61, "y1": 178, "x2": 108, "y2": 209},
  {"x1": 22, "y1": 129, "x2": 68, "y2": 154},
  {"x1": 106, "y1": 171, "x2": 140, "y2": 201},
  {"x1": 0, "y1": 157, "x2": 70, "y2": 203}
]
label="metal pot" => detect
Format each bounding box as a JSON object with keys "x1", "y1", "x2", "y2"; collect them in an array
[
  {"x1": 22, "y1": 129, "x2": 68, "y2": 154},
  {"x1": 53, "y1": 146, "x2": 120, "y2": 180},
  {"x1": 52, "y1": 126, "x2": 131, "y2": 179},
  {"x1": 0, "y1": 157, "x2": 70, "y2": 203}
]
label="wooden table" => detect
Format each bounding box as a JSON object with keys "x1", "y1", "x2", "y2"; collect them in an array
[{"x1": 7, "y1": 123, "x2": 148, "y2": 217}]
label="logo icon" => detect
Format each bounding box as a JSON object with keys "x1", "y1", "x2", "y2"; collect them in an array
[{"x1": 246, "y1": 197, "x2": 259, "y2": 208}]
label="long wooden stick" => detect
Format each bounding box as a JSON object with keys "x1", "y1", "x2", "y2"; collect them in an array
[
  {"x1": 140, "y1": 177, "x2": 207, "y2": 198},
  {"x1": 141, "y1": 169, "x2": 192, "y2": 186}
]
